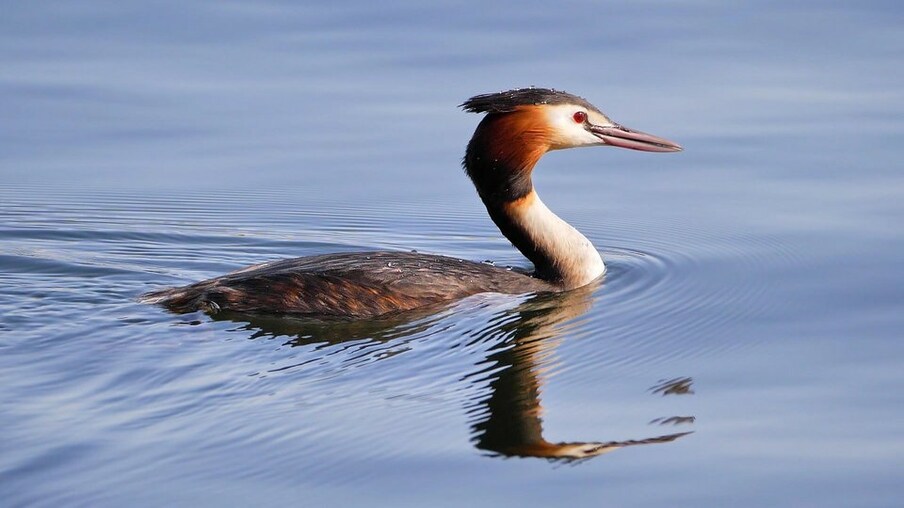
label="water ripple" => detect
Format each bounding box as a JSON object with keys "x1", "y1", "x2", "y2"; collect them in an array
[{"x1": 1, "y1": 177, "x2": 793, "y2": 483}]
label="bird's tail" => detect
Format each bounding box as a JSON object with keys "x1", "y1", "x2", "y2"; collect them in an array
[{"x1": 138, "y1": 286, "x2": 220, "y2": 313}]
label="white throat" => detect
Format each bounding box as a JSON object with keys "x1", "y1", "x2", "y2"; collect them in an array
[{"x1": 509, "y1": 192, "x2": 605, "y2": 288}]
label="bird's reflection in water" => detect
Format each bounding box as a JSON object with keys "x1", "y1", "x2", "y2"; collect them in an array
[
  {"x1": 209, "y1": 282, "x2": 693, "y2": 462},
  {"x1": 650, "y1": 376, "x2": 695, "y2": 396},
  {"x1": 463, "y1": 285, "x2": 692, "y2": 462}
]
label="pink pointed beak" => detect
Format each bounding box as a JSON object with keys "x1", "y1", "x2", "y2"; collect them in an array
[{"x1": 589, "y1": 123, "x2": 682, "y2": 152}]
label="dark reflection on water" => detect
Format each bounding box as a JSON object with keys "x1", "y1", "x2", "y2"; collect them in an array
[
  {"x1": 211, "y1": 284, "x2": 694, "y2": 463},
  {"x1": 649, "y1": 416, "x2": 696, "y2": 426},
  {"x1": 212, "y1": 306, "x2": 447, "y2": 345},
  {"x1": 465, "y1": 287, "x2": 692, "y2": 461},
  {"x1": 650, "y1": 377, "x2": 695, "y2": 396}
]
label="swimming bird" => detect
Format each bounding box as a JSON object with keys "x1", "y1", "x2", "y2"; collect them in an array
[{"x1": 140, "y1": 88, "x2": 681, "y2": 318}]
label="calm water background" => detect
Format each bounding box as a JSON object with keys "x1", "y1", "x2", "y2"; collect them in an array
[{"x1": 1, "y1": 1, "x2": 902, "y2": 506}]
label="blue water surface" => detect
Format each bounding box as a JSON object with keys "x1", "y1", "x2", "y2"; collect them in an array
[{"x1": 1, "y1": 1, "x2": 902, "y2": 507}]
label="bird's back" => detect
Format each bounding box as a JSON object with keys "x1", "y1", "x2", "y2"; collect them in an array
[{"x1": 140, "y1": 251, "x2": 555, "y2": 318}]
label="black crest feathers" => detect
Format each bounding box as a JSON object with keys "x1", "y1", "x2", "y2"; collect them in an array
[{"x1": 460, "y1": 87, "x2": 600, "y2": 114}]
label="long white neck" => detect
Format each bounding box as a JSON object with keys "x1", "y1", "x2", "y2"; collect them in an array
[
  {"x1": 488, "y1": 190, "x2": 605, "y2": 289},
  {"x1": 463, "y1": 110, "x2": 604, "y2": 289}
]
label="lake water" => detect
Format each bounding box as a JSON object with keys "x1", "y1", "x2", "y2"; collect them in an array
[{"x1": 1, "y1": 2, "x2": 902, "y2": 506}]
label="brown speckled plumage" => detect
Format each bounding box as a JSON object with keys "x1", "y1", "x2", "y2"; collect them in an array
[{"x1": 140, "y1": 251, "x2": 554, "y2": 318}]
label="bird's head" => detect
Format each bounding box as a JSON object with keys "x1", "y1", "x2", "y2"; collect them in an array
[
  {"x1": 461, "y1": 87, "x2": 682, "y2": 154},
  {"x1": 461, "y1": 88, "x2": 681, "y2": 202}
]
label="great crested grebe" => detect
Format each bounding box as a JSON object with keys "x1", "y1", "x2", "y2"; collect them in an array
[{"x1": 141, "y1": 88, "x2": 681, "y2": 318}]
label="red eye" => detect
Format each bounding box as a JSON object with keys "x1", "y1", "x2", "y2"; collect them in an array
[{"x1": 573, "y1": 111, "x2": 587, "y2": 123}]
